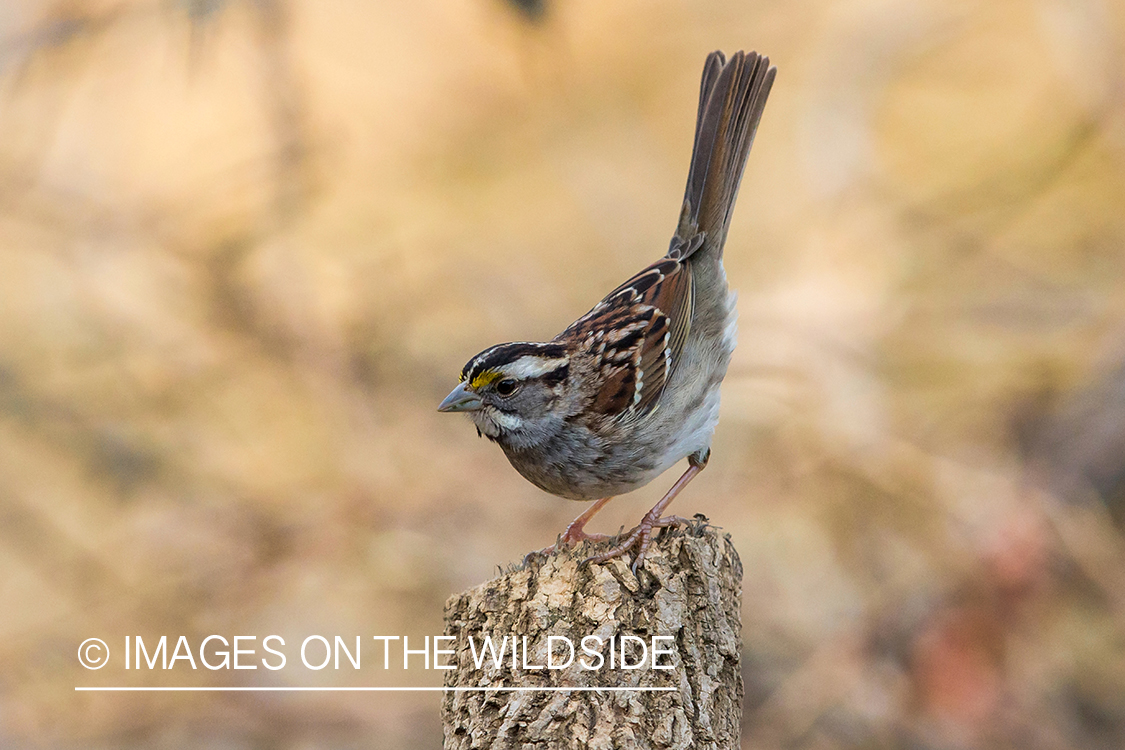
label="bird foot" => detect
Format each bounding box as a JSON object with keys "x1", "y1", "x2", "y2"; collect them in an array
[
  {"x1": 523, "y1": 521, "x2": 611, "y2": 565},
  {"x1": 583, "y1": 514, "x2": 693, "y2": 573}
]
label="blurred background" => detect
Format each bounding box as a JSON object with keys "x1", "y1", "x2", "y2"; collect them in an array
[{"x1": 2, "y1": 0, "x2": 1124, "y2": 747}]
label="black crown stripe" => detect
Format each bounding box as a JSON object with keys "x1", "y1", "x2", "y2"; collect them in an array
[{"x1": 462, "y1": 342, "x2": 567, "y2": 382}]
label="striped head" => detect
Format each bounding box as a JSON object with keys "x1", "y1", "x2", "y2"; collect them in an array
[{"x1": 438, "y1": 342, "x2": 572, "y2": 447}]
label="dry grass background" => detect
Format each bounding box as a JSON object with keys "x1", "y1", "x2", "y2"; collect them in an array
[{"x1": 2, "y1": 0, "x2": 1125, "y2": 747}]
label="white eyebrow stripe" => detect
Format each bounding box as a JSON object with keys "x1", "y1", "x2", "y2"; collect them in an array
[{"x1": 502, "y1": 355, "x2": 569, "y2": 380}]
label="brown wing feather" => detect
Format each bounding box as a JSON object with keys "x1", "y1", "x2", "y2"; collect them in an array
[{"x1": 561, "y1": 258, "x2": 693, "y2": 419}]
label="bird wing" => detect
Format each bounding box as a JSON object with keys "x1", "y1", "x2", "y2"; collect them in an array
[{"x1": 560, "y1": 257, "x2": 693, "y2": 419}]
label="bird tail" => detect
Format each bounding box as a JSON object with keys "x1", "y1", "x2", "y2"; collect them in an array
[{"x1": 669, "y1": 51, "x2": 776, "y2": 261}]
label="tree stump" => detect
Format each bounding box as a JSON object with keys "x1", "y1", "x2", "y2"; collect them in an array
[{"x1": 442, "y1": 522, "x2": 744, "y2": 749}]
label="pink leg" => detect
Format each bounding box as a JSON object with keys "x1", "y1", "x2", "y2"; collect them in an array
[
  {"x1": 525, "y1": 496, "x2": 615, "y2": 562},
  {"x1": 557, "y1": 496, "x2": 615, "y2": 546},
  {"x1": 585, "y1": 451, "x2": 709, "y2": 573}
]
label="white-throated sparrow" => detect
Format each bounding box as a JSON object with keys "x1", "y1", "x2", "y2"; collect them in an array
[{"x1": 439, "y1": 51, "x2": 776, "y2": 570}]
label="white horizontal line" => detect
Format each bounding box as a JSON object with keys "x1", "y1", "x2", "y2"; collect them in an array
[{"x1": 74, "y1": 686, "x2": 676, "y2": 692}]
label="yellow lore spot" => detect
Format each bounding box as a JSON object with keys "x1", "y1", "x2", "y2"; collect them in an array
[{"x1": 470, "y1": 370, "x2": 502, "y2": 389}]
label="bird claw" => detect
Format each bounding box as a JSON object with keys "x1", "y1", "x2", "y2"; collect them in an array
[
  {"x1": 524, "y1": 525, "x2": 611, "y2": 565},
  {"x1": 583, "y1": 514, "x2": 693, "y2": 572}
]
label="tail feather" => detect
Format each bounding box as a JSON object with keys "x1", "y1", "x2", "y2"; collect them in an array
[{"x1": 670, "y1": 51, "x2": 776, "y2": 261}]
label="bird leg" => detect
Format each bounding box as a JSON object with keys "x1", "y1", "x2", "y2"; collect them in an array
[
  {"x1": 585, "y1": 450, "x2": 710, "y2": 573},
  {"x1": 524, "y1": 496, "x2": 615, "y2": 563}
]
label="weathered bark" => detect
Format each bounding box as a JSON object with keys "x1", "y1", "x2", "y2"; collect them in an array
[{"x1": 442, "y1": 523, "x2": 743, "y2": 749}]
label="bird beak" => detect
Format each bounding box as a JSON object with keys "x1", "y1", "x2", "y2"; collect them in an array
[{"x1": 438, "y1": 381, "x2": 483, "y2": 413}]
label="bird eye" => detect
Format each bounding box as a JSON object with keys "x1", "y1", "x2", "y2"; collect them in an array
[{"x1": 495, "y1": 379, "x2": 519, "y2": 397}]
